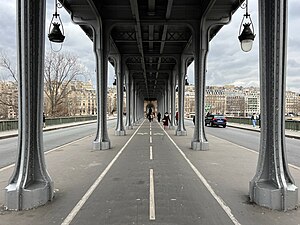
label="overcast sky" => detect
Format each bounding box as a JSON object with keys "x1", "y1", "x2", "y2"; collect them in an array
[{"x1": 0, "y1": 0, "x2": 299, "y2": 93}]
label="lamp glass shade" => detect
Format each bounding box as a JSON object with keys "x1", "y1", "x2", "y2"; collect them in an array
[
  {"x1": 240, "y1": 39, "x2": 253, "y2": 52},
  {"x1": 238, "y1": 23, "x2": 255, "y2": 52}
]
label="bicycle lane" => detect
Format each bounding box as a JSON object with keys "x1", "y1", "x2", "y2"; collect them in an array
[{"x1": 64, "y1": 120, "x2": 237, "y2": 225}]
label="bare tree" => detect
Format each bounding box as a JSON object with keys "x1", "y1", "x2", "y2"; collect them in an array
[
  {"x1": 44, "y1": 51, "x2": 87, "y2": 116},
  {"x1": 0, "y1": 50, "x2": 18, "y2": 119}
]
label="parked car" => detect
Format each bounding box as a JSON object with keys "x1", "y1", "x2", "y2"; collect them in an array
[{"x1": 205, "y1": 114, "x2": 227, "y2": 128}]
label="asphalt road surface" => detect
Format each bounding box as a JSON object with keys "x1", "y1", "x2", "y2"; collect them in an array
[
  {"x1": 203, "y1": 124, "x2": 300, "y2": 168},
  {"x1": 1, "y1": 120, "x2": 300, "y2": 224},
  {"x1": 66, "y1": 121, "x2": 235, "y2": 225},
  {"x1": 0, "y1": 121, "x2": 115, "y2": 169},
  {"x1": 1, "y1": 119, "x2": 299, "y2": 169}
]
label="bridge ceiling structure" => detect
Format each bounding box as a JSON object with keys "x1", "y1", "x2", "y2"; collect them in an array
[{"x1": 61, "y1": 0, "x2": 242, "y2": 100}]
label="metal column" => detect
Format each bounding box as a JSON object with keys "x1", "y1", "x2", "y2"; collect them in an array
[
  {"x1": 164, "y1": 81, "x2": 168, "y2": 114},
  {"x1": 93, "y1": 24, "x2": 111, "y2": 150},
  {"x1": 115, "y1": 55, "x2": 126, "y2": 136},
  {"x1": 126, "y1": 72, "x2": 133, "y2": 129},
  {"x1": 249, "y1": 0, "x2": 298, "y2": 210},
  {"x1": 5, "y1": 0, "x2": 54, "y2": 210},
  {"x1": 191, "y1": 24, "x2": 209, "y2": 150},
  {"x1": 132, "y1": 80, "x2": 136, "y2": 124},
  {"x1": 130, "y1": 78, "x2": 135, "y2": 125},
  {"x1": 170, "y1": 71, "x2": 176, "y2": 128},
  {"x1": 176, "y1": 56, "x2": 187, "y2": 136}
]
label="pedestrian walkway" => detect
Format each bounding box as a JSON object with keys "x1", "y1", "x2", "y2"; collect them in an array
[{"x1": 0, "y1": 120, "x2": 299, "y2": 225}]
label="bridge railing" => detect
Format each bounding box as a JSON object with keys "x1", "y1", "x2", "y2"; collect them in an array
[
  {"x1": 0, "y1": 115, "x2": 97, "y2": 132},
  {"x1": 1, "y1": 116, "x2": 299, "y2": 132},
  {"x1": 226, "y1": 117, "x2": 300, "y2": 131}
]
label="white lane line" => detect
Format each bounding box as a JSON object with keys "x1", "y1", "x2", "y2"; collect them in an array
[
  {"x1": 0, "y1": 135, "x2": 92, "y2": 173},
  {"x1": 150, "y1": 136, "x2": 152, "y2": 144},
  {"x1": 150, "y1": 127, "x2": 152, "y2": 131},
  {"x1": 149, "y1": 169, "x2": 156, "y2": 220},
  {"x1": 210, "y1": 134, "x2": 300, "y2": 171},
  {"x1": 150, "y1": 131, "x2": 152, "y2": 136},
  {"x1": 150, "y1": 146, "x2": 153, "y2": 160},
  {"x1": 162, "y1": 129, "x2": 242, "y2": 225},
  {"x1": 61, "y1": 121, "x2": 145, "y2": 225},
  {"x1": 0, "y1": 164, "x2": 14, "y2": 172}
]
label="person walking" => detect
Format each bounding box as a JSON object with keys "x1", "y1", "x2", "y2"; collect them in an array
[
  {"x1": 162, "y1": 112, "x2": 171, "y2": 129},
  {"x1": 43, "y1": 112, "x2": 46, "y2": 128},
  {"x1": 175, "y1": 111, "x2": 179, "y2": 125},
  {"x1": 251, "y1": 113, "x2": 257, "y2": 127},
  {"x1": 157, "y1": 112, "x2": 161, "y2": 122}
]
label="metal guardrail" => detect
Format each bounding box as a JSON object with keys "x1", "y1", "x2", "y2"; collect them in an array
[
  {"x1": 226, "y1": 117, "x2": 300, "y2": 131},
  {"x1": 0, "y1": 120, "x2": 19, "y2": 132},
  {"x1": 0, "y1": 115, "x2": 97, "y2": 132},
  {"x1": 1, "y1": 116, "x2": 299, "y2": 132}
]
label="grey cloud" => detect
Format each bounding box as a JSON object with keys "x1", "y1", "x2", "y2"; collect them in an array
[{"x1": 1, "y1": 0, "x2": 299, "y2": 93}]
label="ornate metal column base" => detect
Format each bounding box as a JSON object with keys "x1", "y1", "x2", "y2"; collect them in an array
[
  {"x1": 115, "y1": 130, "x2": 126, "y2": 136},
  {"x1": 93, "y1": 140, "x2": 111, "y2": 150},
  {"x1": 191, "y1": 141, "x2": 209, "y2": 151},
  {"x1": 5, "y1": 181, "x2": 53, "y2": 210},
  {"x1": 175, "y1": 130, "x2": 187, "y2": 136},
  {"x1": 250, "y1": 181, "x2": 298, "y2": 211}
]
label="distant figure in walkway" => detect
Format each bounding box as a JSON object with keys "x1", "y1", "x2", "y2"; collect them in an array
[
  {"x1": 157, "y1": 112, "x2": 161, "y2": 122},
  {"x1": 43, "y1": 112, "x2": 46, "y2": 128},
  {"x1": 148, "y1": 113, "x2": 153, "y2": 122},
  {"x1": 175, "y1": 111, "x2": 179, "y2": 125},
  {"x1": 193, "y1": 115, "x2": 195, "y2": 125},
  {"x1": 150, "y1": 113, "x2": 154, "y2": 122},
  {"x1": 162, "y1": 112, "x2": 171, "y2": 129},
  {"x1": 251, "y1": 113, "x2": 257, "y2": 127}
]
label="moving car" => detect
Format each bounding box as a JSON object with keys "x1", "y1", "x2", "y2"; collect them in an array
[{"x1": 205, "y1": 114, "x2": 227, "y2": 128}]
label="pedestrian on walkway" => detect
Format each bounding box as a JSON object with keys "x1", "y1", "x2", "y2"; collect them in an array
[
  {"x1": 150, "y1": 113, "x2": 154, "y2": 122},
  {"x1": 162, "y1": 112, "x2": 171, "y2": 129},
  {"x1": 157, "y1": 112, "x2": 161, "y2": 122},
  {"x1": 43, "y1": 112, "x2": 46, "y2": 128},
  {"x1": 251, "y1": 113, "x2": 257, "y2": 127},
  {"x1": 175, "y1": 111, "x2": 179, "y2": 125}
]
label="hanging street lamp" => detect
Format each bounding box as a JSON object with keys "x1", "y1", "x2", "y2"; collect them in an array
[
  {"x1": 238, "y1": 0, "x2": 255, "y2": 52},
  {"x1": 48, "y1": 0, "x2": 65, "y2": 51}
]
